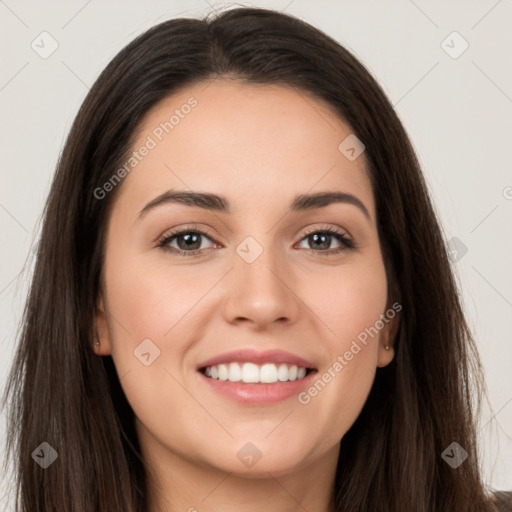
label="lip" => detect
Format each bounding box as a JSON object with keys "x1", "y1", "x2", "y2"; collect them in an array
[
  {"x1": 196, "y1": 348, "x2": 316, "y2": 371},
  {"x1": 197, "y1": 369, "x2": 318, "y2": 405},
  {"x1": 196, "y1": 348, "x2": 318, "y2": 406}
]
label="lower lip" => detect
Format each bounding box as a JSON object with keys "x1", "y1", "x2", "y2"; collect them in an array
[{"x1": 197, "y1": 370, "x2": 317, "y2": 405}]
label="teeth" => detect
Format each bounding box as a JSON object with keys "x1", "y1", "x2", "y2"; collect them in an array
[
  {"x1": 260, "y1": 363, "x2": 278, "y2": 383},
  {"x1": 203, "y1": 362, "x2": 309, "y2": 383},
  {"x1": 228, "y1": 362, "x2": 242, "y2": 382},
  {"x1": 218, "y1": 364, "x2": 228, "y2": 381},
  {"x1": 242, "y1": 362, "x2": 259, "y2": 383},
  {"x1": 277, "y1": 363, "x2": 289, "y2": 381}
]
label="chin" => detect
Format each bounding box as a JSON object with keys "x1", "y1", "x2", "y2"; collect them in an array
[{"x1": 198, "y1": 440, "x2": 315, "y2": 478}]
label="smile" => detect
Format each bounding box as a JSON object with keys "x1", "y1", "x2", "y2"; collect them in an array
[{"x1": 201, "y1": 362, "x2": 310, "y2": 383}]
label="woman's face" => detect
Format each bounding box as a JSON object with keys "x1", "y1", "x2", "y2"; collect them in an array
[{"x1": 95, "y1": 79, "x2": 396, "y2": 478}]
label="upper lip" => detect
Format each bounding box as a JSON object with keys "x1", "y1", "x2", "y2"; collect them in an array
[{"x1": 196, "y1": 348, "x2": 317, "y2": 370}]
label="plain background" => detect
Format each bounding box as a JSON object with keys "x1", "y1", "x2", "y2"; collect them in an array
[{"x1": 1, "y1": 0, "x2": 511, "y2": 506}]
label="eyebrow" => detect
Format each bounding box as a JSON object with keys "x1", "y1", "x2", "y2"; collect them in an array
[{"x1": 138, "y1": 189, "x2": 371, "y2": 221}]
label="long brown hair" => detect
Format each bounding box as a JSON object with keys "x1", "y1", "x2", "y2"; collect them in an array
[{"x1": 2, "y1": 7, "x2": 508, "y2": 511}]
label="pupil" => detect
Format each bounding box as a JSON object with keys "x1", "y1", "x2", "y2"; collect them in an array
[
  {"x1": 178, "y1": 233, "x2": 200, "y2": 250},
  {"x1": 311, "y1": 233, "x2": 329, "y2": 250}
]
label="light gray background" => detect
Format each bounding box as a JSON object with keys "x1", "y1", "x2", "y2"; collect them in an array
[{"x1": 1, "y1": 0, "x2": 511, "y2": 506}]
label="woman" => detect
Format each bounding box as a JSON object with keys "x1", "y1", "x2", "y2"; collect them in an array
[{"x1": 2, "y1": 7, "x2": 510, "y2": 512}]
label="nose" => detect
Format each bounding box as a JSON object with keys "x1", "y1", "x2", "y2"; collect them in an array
[{"x1": 221, "y1": 243, "x2": 301, "y2": 330}]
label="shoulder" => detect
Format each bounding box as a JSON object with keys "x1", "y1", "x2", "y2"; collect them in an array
[{"x1": 491, "y1": 491, "x2": 512, "y2": 511}]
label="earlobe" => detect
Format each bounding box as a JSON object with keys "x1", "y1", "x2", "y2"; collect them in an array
[
  {"x1": 377, "y1": 343, "x2": 394, "y2": 367},
  {"x1": 94, "y1": 293, "x2": 112, "y2": 356},
  {"x1": 376, "y1": 315, "x2": 398, "y2": 368}
]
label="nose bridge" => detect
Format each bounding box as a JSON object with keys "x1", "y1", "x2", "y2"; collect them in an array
[
  {"x1": 235, "y1": 234, "x2": 287, "y2": 299},
  {"x1": 222, "y1": 234, "x2": 299, "y2": 326}
]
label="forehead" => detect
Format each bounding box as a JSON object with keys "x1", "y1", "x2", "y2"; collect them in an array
[{"x1": 117, "y1": 79, "x2": 374, "y2": 218}]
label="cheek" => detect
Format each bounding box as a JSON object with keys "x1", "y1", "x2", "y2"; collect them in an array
[
  {"x1": 102, "y1": 256, "x2": 206, "y2": 447},
  {"x1": 294, "y1": 256, "x2": 387, "y2": 432},
  {"x1": 105, "y1": 253, "x2": 208, "y2": 343},
  {"x1": 303, "y1": 255, "x2": 388, "y2": 350}
]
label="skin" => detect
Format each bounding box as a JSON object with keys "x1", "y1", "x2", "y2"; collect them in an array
[{"x1": 94, "y1": 78, "x2": 396, "y2": 512}]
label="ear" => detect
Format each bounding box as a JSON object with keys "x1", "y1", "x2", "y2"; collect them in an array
[
  {"x1": 93, "y1": 292, "x2": 113, "y2": 356},
  {"x1": 376, "y1": 312, "x2": 399, "y2": 368}
]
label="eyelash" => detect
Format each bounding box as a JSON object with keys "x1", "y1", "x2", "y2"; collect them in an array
[{"x1": 156, "y1": 225, "x2": 355, "y2": 257}]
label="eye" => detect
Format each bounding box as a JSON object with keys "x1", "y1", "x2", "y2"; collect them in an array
[
  {"x1": 296, "y1": 226, "x2": 354, "y2": 254},
  {"x1": 157, "y1": 227, "x2": 217, "y2": 256},
  {"x1": 156, "y1": 225, "x2": 355, "y2": 257}
]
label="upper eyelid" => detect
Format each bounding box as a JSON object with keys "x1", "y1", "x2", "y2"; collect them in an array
[
  {"x1": 301, "y1": 224, "x2": 350, "y2": 238},
  {"x1": 159, "y1": 223, "x2": 351, "y2": 240},
  {"x1": 158, "y1": 224, "x2": 216, "y2": 241}
]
